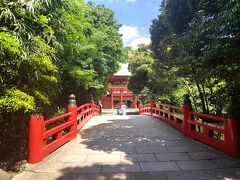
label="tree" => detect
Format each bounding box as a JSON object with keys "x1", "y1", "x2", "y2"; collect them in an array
[
  {"x1": 0, "y1": 0, "x2": 60, "y2": 168},
  {"x1": 150, "y1": 0, "x2": 240, "y2": 117},
  {"x1": 127, "y1": 45, "x2": 154, "y2": 102},
  {"x1": 0, "y1": 0, "x2": 125, "y2": 169},
  {"x1": 50, "y1": 2, "x2": 124, "y2": 103}
]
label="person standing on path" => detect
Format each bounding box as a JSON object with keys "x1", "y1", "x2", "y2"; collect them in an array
[{"x1": 121, "y1": 102, "x2": 127, "y2": 115}]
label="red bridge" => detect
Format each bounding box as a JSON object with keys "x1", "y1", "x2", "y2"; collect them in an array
[{"x1": 13, "y1": 94, "x2": 240, "y2": 179}]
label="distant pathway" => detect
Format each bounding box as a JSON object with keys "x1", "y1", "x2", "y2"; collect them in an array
[{"x1": 13, "y1": 109, "x2": 240, "y2": 180}]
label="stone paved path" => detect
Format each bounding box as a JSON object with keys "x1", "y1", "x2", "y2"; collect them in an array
[{"x1": 13, "y1": 110, "x2": 240, "y2": 180}]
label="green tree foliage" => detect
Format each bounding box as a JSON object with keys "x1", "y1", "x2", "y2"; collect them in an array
[
  {"x1": 47, "y1": 2, "x2": 124, "y2": 103},
  {"x1": 0, "y1": 0, "x2": 124, "y2": 169},
  {"x1": 150, "y1": 0, "x2": 240, "y2": 118},
  {"x1": 127, "y1": 45, "x2": 154, "y2": 103},
  {"x1": 0, "y1": 0, "x2": 58, "y2": 107},
  {"x1": 77, "y1": 3, "x2": 124, "y2": 100},
  {"x1": 0, "y1": 0, "x2": 59, "y2": 167},
  {"x1": 128, "y1": 44, "x2": 182, "y2": 105}
]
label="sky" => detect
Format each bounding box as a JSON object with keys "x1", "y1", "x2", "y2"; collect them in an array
[{"x1": 85, "y1": 0, "x2": 162, "y2": 49}]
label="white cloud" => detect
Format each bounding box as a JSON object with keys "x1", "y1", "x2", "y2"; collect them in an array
[
  {"x1": 119, "y1": 25, "x2": 139, "y2": 44},
  {"x1": 130, "y1": 37, "x2": 151, "y2": 49},
  {"x1": 119, "y1": 25, "x2": 151, "y2": 49}
]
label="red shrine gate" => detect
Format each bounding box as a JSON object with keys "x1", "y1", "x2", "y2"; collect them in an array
[{"x1": 100, "y1": 75, "x2": 137, "y2": 109}]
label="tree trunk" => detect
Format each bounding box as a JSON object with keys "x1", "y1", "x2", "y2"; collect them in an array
[
  {"x1": 207, "y1": 78, "x2": 219, "y2": 115},
  {"x1": 190, "y1": 93, "x2": 198, "y2": 112},
  {"x1": 201, "y1": 83, "x2": 209, "y2": 114},
  {"x1": 196, "y1": 81, "x2": 207, "y2": 114}
]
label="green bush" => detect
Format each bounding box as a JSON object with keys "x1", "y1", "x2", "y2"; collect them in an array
[{"x1": 0, "y1": 89, "x2": 35, "y2": 113}]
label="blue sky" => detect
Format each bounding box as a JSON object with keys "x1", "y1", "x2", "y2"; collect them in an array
[{"x1": 85, "y1": 0, "x2": 162, "y2": 48}]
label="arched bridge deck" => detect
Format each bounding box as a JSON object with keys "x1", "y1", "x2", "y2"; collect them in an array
[{"x1": 14, "y1": 110, "x2": 240, "y2": 179}]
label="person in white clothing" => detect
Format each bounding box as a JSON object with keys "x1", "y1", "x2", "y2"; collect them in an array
[{"x1": 121, "y1": 102, "x2": 127, "y2": 115}]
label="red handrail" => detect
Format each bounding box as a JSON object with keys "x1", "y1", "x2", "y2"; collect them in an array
[
  {"x1": 45, "y1": 112, "x2": 72, "y2": 126},
  {"x1": 28, "y1": 99, "x2": 100, "y2": 164},
  {"x1": 139, "y1": 102, "x2": 239, "y2": 158},
  {"x1": 190, "y1": 112, "x2": 225, "y2": 122}
]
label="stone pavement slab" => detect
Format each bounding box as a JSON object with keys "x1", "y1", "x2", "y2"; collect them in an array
[
  {"x1": 136, "y1": 146, "x2": 168, "y2": 153},
  {"x1": 86, "y1": 154, "x2": 121, "y2": 163},
  {"x1": 187, "y1": 151, "x2": 223, "y2": 160},
  {"x1": 166, "y1": 145, "x2": 208, "y2": 153},
  {"x1": 177, "y1": 160, "x2": 218, "y2": 170},
  {"x1": 121, "y1": 153, "x2": 157, "y2": 162},
  {"x1": 57, "y1": 154, "x2": 87, "y2": 163},
  {"x1": 166, "y1": 171, "x2": 215, "y2": 180},
  {"x1": 203, "y1": 168, "x2": 240, "y2": 180},
  {"x1": 12, "y1": 113, "x2": 240, "y2": 179},
  {"x1": 33, "y1": 162, "x2": 65, "y2": 172},
  {"x1": 62, "y1": 163, "x2": 101, "y2": 173},
  {"x1": 104, "y1": 146, "x2": 137, "y2": 154},
  {"x1": 140, "y1": 162, "x2": 180, "y2": 172},
  {"x1": 211, "y1": 158, "x2": 240, "y2": 168},
  {"x1": 23, "y1": 172, "x2": 170, "y2": 180},
  {"x1": 155, "y1": 153, "x2": 191, "y2": 161},
  {"x1": 102, "y1": 163, "x2": 142, "y2": 173}
]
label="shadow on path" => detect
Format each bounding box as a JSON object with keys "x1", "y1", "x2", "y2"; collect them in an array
[
  {"x1": 15, "y1": 115, "x2": 240, "y2": 180},
  {"x1": 52, "y1": 115, "x2": 240, "y2": 180}
]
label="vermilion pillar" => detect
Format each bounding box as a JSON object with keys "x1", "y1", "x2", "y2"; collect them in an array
[
  {"x1": 111, "y1": 89, "x2": 114, "y2": 109},
  {"x1": 120, "y1": 88, "x2": 123, "y2": 107}
]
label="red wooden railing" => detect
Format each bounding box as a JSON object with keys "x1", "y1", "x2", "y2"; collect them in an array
[
  {"x1": 139, "y1": 101, "x2": 240, "y2": 158},
  {"x1": 28, "y1": 95, "x2": 100, "y2": 164}
]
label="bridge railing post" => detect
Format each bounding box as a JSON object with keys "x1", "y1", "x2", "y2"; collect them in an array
[
  {"x1": 225, "y1": 118, "x2": 240, "y2": 157},
  {"x1": 138, "y1": 100, "x2": 142, "y2": 114},
  {"x1": 150, "y1": 99, "x2": 154, "y2": 116},
  {"x1": 182, "y1": 94, "x2": 192, "y2": 136},
  {"x1": 28, "y1": 114, "x2": 45, "y2": 164},
  {"x1": 182, "y1": 105, "x2": 192, "y2": 136},
  {"x1": 68, "y1": 94, "x2": 77, "y2": 139},
  {"x1": 91, "y1": 95, "x2": 95, "y2": 115}
]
